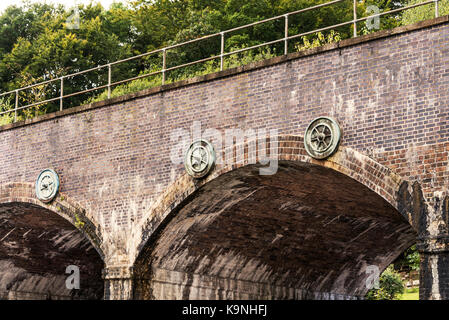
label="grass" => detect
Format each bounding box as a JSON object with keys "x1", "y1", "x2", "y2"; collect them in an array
[{"x1": 399, "y1": 287, "x2": 419, "y2": 300}]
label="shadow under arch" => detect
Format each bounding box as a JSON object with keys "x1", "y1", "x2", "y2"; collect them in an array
[
  {"x1": 132, "y1": 135, "x2": 418, "y2": 299},
  {"x1": 0, "y1": 182, "x2": 105, "y2": 299}
]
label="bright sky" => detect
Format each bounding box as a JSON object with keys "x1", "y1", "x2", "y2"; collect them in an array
[{"x1": 0, "y1": 0, "x2": 124, "y2": 14}]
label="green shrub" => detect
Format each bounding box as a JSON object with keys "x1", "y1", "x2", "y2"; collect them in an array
[
  {"x1": 394, "y1": 244, "x2": 420, "y2": 272},
  {"x1": 402, "y1": 0, "x2": 449, "y2": 26},
  {"x1": 365, "y1": 265, "x2": 405, "y2": 300},
  {"x1": 295, "y1": 30, "x2": 341, "y2": 51},
  {"x1": 85, "y1": 47, "x2": 276, "y2": 104},
  {"x1": 0, "y1": 96, "x2": 15, "y2": 125},
  {"x1": 85, "y1": 76, "x2": 162, "y2": 104},
  {"x1": 0, "y1": 113, "x2": 14, "y2": 126}
]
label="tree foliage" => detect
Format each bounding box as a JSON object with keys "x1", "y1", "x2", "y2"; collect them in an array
[
  {"x1": 402, "y1": 0, "x2": 449, "y2": 25},
  {"x1": 365, "y1": 266, "x2": 405, "y2": 300},
  {"x1": 0, "y1": 0, "x2": 442, "y2": 123},
  {"x1": 393, "y1": 244, "x2": 420, "y2": 272}
]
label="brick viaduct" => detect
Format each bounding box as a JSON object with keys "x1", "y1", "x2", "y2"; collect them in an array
[{"x1": 0, "y1": 16, "x2": 449, "y2": 300}]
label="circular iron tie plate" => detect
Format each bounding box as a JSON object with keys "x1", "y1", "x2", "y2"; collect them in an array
[
  {"x1": 304, "y1": 117, "x2": 341, "y2": 160},
  {"x1": 35, "y1": 169, "x2": 60, "y2": 203},
  {"x1": 184, "y1": 139, "x2": 216, "y2": 179}
]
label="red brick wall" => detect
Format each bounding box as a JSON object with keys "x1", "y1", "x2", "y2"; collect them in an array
[{"x1": 0, "y1": 17, "x2": 448, "y2": 269}]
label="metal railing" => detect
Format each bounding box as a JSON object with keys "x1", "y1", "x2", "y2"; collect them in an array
[{"x1": 0, "y1": 0, "x2": 441, "y2": 123}]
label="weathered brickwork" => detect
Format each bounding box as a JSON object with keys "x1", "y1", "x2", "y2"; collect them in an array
[
  {"x1": 0, "y1": 184, "x2": 104, "y2": 299},
  {"x1": 0, "y1": 17, "x2": 448, "y2": 299},
  {"x1": 133, "y1": 157, "x2": 415, "y2": 299}
]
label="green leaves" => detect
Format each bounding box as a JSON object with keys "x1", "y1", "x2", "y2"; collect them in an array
[
  {"x1": 402, "y1": 0, "x2": 449, "y2": 25},
  {"x1": 0, "y1": 0, "x2": 442, "y2": 125},
  {"x1": 366, "y1": 266, "x2": 405, "y2": 300},
  {"x1": 0, "y1": 2, "x2": 133, "y2": 116},
  {"x1": 295, "y1": 30, "x2": 341, "y2": 52}
]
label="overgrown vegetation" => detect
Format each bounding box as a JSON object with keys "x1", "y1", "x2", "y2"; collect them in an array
[
  {"x1": 365, "y1": 266, "x2": 405, "y2": 300},
  {"x1": 85, "y1": 45, "x2": 277, "y2": 103},
  {"x1": 365, "y1": 245, "x2": 420, "y2": 300},
  {"x1": 402, "y1": 0, "x2": 449, "y2": 25},
  {"x1": 0, "y1": 0, "x2": 446, "y2": 123},
  {"x1": 394, "y1": 244, "x2": 420, "y2": 272}
]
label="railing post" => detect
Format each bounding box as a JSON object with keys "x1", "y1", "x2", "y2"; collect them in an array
[
  {"x1": 14, "y1": 90, "x2": 18, "y2": 123},
  {"x1": 60, "y1": 77, "x2": 64, "y2": 111},
  {"x1": 220, "y1": 32, "x2": 225, "y2": 71},
  {"x1": 107, "y1": 64, "x2": 112, "y2": 99},
  {"x1": 162, "y1": 49, "x2": 166, "y2": 85},
  {"x1": 284, "y1": 15, "x2": 289, "y2": 55},
  {"x1": 6, "y1": 1, "x2": 444, "y2": 119},
  {"x1": 353, "y1": 0, "x2": 357, "y2": 37}
]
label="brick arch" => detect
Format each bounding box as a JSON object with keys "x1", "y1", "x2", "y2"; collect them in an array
[
  {"x1": 133, "y1": 135, "x2": 409, "y2": 265},
  {"x1": 0, "y1": 182, "x2": 104, "y2": 260}
]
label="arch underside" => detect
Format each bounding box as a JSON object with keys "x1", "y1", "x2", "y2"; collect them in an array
[
  {"x1": 0, "y1": 202, "x2": 104, "y2": 300},
  {"x1": 134, "y1": 161, "x2": 416, "y2": 300}
]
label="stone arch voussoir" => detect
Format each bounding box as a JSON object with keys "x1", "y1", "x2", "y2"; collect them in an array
[{"x1": 133, "y1": 135, "x2": 409, "y2": 265}]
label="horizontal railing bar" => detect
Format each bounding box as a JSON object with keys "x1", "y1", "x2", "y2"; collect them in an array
[
  {"x1": 6, "y1": 96, "x2": 61, "y2": 112},
  {"x1": 0, "y1": 0, "x2": 438, "y2": 121},
  {"x1": 287, "y1": 20, "x2": 355, "y2": 41},
  {"x1": 109, "y1": 70, "x2": 162, "y2": 87},
  {"x1": 0, "y1": 78, "x2": 59, "y2": 97},
  {"x1": 19, "y1": 97, "x2": 60, "y2": 109},
  {"x1": 0, "y1": 63, "x2": 113, "y2": 97},
  {"x1": 59, "y1": 84, "x2": 110, "y2": 99},
  {"x1": 0, "y1": 55, "x2": 158, "y2": 98},
  {"x1": 164, "y1": 34, "x2": 221, "y2": 51},
  {"x1": 286, "y1": 0, "x2": 435, "y2": 43},
  {"x1": 111, "y1": 55, "x2": 222, "y2": 87},
  {"x1": 225, "y1": 0, "x2": 346, "y2": 34},
  {"x1": 0, "y1": 84, "x2": 112, "y2": 115},
  {"x1": 0, "y1": 91, "x2": 13, "y2": 97},
  {"x1": 0, "y1": 108, "x2": 15, "y2": 116},
  {"x1": 353, "y1": 0, "x2": 436, "y2": 23},
  {"x1": 62, "y1": 64, "x2": 109, "y2": 78},
  {"x1": 109, "y1": 49, "x2": 164, "y2": 66},
  {"x1": 165, "y1": 55, "x2": 220, "y2": 72},
  {"x1": 20, "y1": 84, "x2": 110, "y2": 109},
  {"x1": 0, "y1": 0, "x2": 347, "y2": 99},
  {"x1": 0, "y1": 65, "x2": 109, "y2": 97},
  {"x1": 123, "y1": 0, "x2": 435, "y2": 69},
  {"x1": 223, "y1": 38, "x2": 285, "y2": 57}
]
